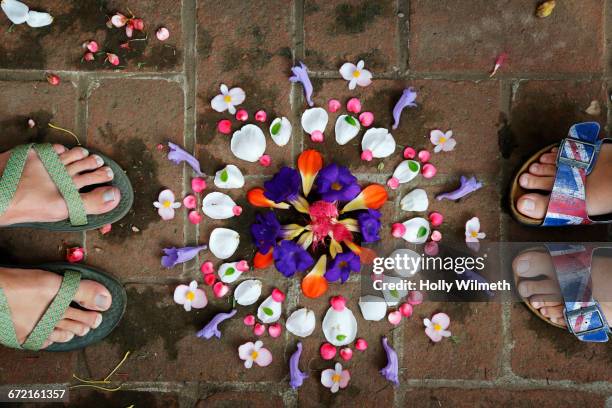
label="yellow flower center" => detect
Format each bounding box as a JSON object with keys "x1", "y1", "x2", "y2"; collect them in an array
[
  {"x1": 224, "y1": 95, "x2": 232, "y2": 103},
  {"x1": 331, "y1": 182, "x2": 342, "y2": 191},
  {"x1": 185, "y1": 291, "x2": 195, "y2": 301},
  {"x1": 339, "y1": 261, "x2": 348, "y2": 268},
  {"x1": 251, "y1": 351, "x2": 259, "y2": 360},
  {"x1": 332, "y1": 374, "x2": 341, "y2": 383},
  {"x1": 433, "y1": 323, "x2": 442, "y2": 331},
  {"x1": 471, "y1": 231, "x2": 478, "y2": 238},
  {"x1": 352, "y1": 70, "x2": 361, "y2": 78},
  {"x1": 439, "y1": 137, "x2": 447, "y2": 144},
  {"x1": 163, "y1": 200, "x2": 172, "y2": 208}
]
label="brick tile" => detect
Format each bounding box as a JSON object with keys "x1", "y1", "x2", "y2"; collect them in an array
[
  {"x1": 0, "y1": 349, "x2": 77, "y2": 384},
  {"x1": 401, "y1": 388, "x2": 606, "y2": 408},
  {"x1": 409, "y1": 0, "x2": 605, "y2": 74},
  {"x1": 403, "y1": 302, "x2": 503, "y2": 380},
  {"x1": 511, "y1": 303, "x2": 612, "y2": 382},
  {"x1": 304, "y1": 0, "x2": 399, "y2": 71},
  {"x1": 196, "y1": 391, "x2": 283, "y2": 408},
  {"x1": 84, "y1": 79, "x2": 185, "y2": 279},
  {"x1": 65, "y1": 390, "x2": 179, "y2": 408},
  {"x1": 196, "y1": 0, "x2": 293, "y2": 176},
  {"x1": 0, "y1": 0, "x2": 183, "y2": 71}
]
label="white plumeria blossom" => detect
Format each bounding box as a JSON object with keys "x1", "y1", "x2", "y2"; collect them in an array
[
  {"x1": 153, "y1": 189, "x2": 181, "y2": 220},
  {"x1": 202, "y1": 192, "x2": 240, "y2": 220},
  {"x1": 214, "y1": 164, "x2": 245, "y2": 189},
  {"x1": 238, "y1": 340, "x2": 273, "y2": 369},
  {"x1": 430, "y1": 129, "x2": 456, "y2": 153},
  {"x1": 335, "y1": 115, "x2": 361, "y2": 145},
  {"x1": 230, "y1": 124, "x2": 266, "y2": 162},
  {"x1": 321, "y1": 362, "x2": 351, "y2": 393},
  {"x1": 209, "y1": 228, "x2": 239, "y2": 259},
  {"x1": 465, "y1": 217, "x2": 485, "y2": 242},
  {"x1": 210, "y1": 84, "x2": 245, "y2": 114},
  {"x1": 301, "y1": 107, "x2": 328, "y2": 135},
  {"x1": 173, "y1": 280, "x2": 207, "y2": 312},
  {"x1": 339, "y1": 60, "x2": 372, "y2": 90},
  {"x1": 234, "y1": 279, "x2": 262, "y2": 306},
  {"x1": 424, "y1": 313, "x2": 451, "y2": 342},
  {"x1": 269, "y1": 117, "x2": 292, "y2": 146},
  {"x1": 361, "y1": 127, "x2": 396, "y2": 158},
  {"x1": 285, "y1": 308, "x2": 316, "y2": 337},
  {"x1": 400, "y1": 188, "x2": 429, "y2": 212},
  {"x1": 1, "y1": 0, "x2": 53, "y2": 27},
  {"x1": 322, "y1": 304, "x2": 357, "y2": 346},
  {"x1": 257, "y1": 294, "x2": 282, "y2": 324},
  {"x1": 358, "y1": 295, "x2": 387, "y2": 321}
]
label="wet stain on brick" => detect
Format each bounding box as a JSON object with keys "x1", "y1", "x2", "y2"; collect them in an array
[
  {"x1": 355, "y1": 50, "x2": 389, "y2": 70},
  {"x1": 198, "y1": 29, "x2": 213, "y2": 59},
  {"x1": 497, "y1": 114, "x2": 515, "y2": 159},
  {"x1": 0, "y1": 29, "x2": 50, "y2": 69},
  {"x1": 332, "y1": 2, "x2": 384, "y2": 35},
  {"x1": 0, "y1": 111, "x2": 55, "y2": 151}
]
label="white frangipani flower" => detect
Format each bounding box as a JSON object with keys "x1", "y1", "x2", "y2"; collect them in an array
[
  {"x1": 153, "y1": 189, "x2": 181, "y2": 220},
  {"x1": 430, "y1": 129, "x2": 456, "y2": 153},
  {"x1": 465, "y1": 217, "x2": 485, "y2": 242},
  {"x1": 210, "y1": 84, "x2": 245, "y2": 114},
  {"x1": 339, "y1": 60, "x2": 372, "y2": 90},
  {"x1": 173, "y1": 280, "x2": 207, "y2": 311}
]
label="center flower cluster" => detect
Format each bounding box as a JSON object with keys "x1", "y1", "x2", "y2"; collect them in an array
[{"x1": 249, "y1": 150, "x2": 387, "y2": 298}]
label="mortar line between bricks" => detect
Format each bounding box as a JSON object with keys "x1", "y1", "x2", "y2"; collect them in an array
[
  {"x1": 75, "y1": 75, "x2": 89, "y2": 253},
  {"x1": 605, "y1": 0, "x2": 611, "y2": 78},
  {"x1": 392, "y1": 187, "x2": 405, "y2": 408},
  {"x1": 397, "y1": 0, "x2": 409, "y2": 73}
]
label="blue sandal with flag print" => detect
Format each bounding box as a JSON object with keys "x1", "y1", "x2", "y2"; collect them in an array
[
  {"x1": 510, "y1": 122, "x2": 612, "y2": 226},
  {"x1": 515, "y1": 244, "x2": 611, "y2": 342}
]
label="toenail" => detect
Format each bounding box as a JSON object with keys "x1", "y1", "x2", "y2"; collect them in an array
[
  {"x1": 93, "y1": 314, "x2": 103, "y2": 328},
  {"x1": 80, "y1": 147, "x2": 89, "y2": 157},
  {"x1": 517, "y1": 259, "x2": 529, "y2": 273},
  {"x1": 105, "y1": 168, "x2": 114, "y2": 178},
  {"x1": 103, "y1": 190, "x2": 115, "y2": 203},
  {"x1": 521, "y1": 198, "x2": 535, "y2": 211},
  {"x1": 93, "y1": 155, "x2": 104, "y2": 166},
  {"x1": 531, "y1": 301, "x2": 541, "y2": 308},
  {"x1": 81, "y1": 327, "x2": 90, "y2": 336},
  {"x1": 520, "y1": 174, "x2": 530, "y2": 186},
  {"x1": 95, "y1": 293, "x2": 111, "y2": 309}
]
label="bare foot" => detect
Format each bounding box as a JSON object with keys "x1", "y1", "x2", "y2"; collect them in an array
[
  {"x1": 0, "y1": 144, "x2": 121, "y2": 226},
  {"x1": 0, "y1": 267, "x2": 112, "y2": 349},
  {"x1": 515, "y1": 144, "x2": 612, "y2": 219},
  {"x1": 513, "y1": 250, "x2": 612, "y2": 328}
]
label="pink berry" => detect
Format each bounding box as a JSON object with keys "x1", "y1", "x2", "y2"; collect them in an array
[
  {"x1": 408, "y1": 290, "x2": 424, "y2": 305},
  {"x1": 430, "y1": 230, "x2": 442, "y2": 242},
  {"x1": 422, "y1": 163, "x2": 437, "y2": 179},
  {"x1": 99, "y1": 224, "x2": 112, "y2": 235},
  {"x1": 254, "y1": 110, "x2": 267, "y2": 122},
  {"x1": 188, "y1": 210, "x2": 202, "y2": 225},
  {"x1": 361, "y1": 149, "x2": 373, "y2": 161},
  {"x1": 232, "y1": 205, "x2": 243, "y2": 216},
  {"x1": 236, "y1": 260, "x2": 249, "y2": 272},
  {"x1": 156, "y1": 27, "x2": 170, "y2": 41},
  {"x1": 346, "y1": 97, "x2": 362, "y2": 114},
  {"x1": 355, "y1": 338, "x2": 368, "y2": 351},
  {"x1": 191, "y1": 177, "x2": 207, "y2": 193},
  {"x1": 391, "y1": 223, "x2": 406, "y2": 238},
  {"x1": 387, "y1": 177, "x2": 400, "y2": 189},
  {"x1": 429, "y1": 212, "x2": 444, "y2": 227},
  {"x1": 339, "y1": 347, "x2": 353, "y2": 361},
  {"x1": 204, "y1": 273, "x2": 216, "y2": 286},
  {"x1": 268, "y1": 323, "x2": 282, "y2": 338},
  {"x1": 387, "y1": 310, "x2": 402, "y2": 325},
  {"x1": 399, "y1": 303, "x2": 413, "y2": 317},
  {"x1": 183, "y1": 194, "x2": 197, "y2": 209},
  {"x1": 358, "y1": 111, "x2": 374, "y2": 127},
  {"x1": 320, "y1": 343, "x2": 337, "y2": 360},
  {"x1": 217, "y1": 119, "x2": 232, "y2": 134},
  {"x1": 84, "y1": 52, "x2": 95, "y2": 62},
  {"x1": 330, "y1": 295, "x2": 346, "y2": 311},
  {"x1": 83, "y1": 40, "x2": 99, "y2": 53},
  {"x1": 424, "y1": 240, "x2": 439, "y2": 256},
  {"x1": 253, "y1": 323, "x2": 266, "y2": 336},
  {"x1": 213, "y1": 282, "x2": 229, "y2": 298},
  {"x1": 271, "y1": 288, "x2": 286, "y2": 303},
  {"x1": 328, "y1": 99, "x2": 341, "y2": 112},
  {"x1": 403, "y1": 147, "x2": 416, "y2": 159},
  {"x1": 418, "y1": 150, "x2": 431, "y2": 163},
  {"x1": 66, "y1": 247, "x2": 84, "y2": 263},
  {"x1": 236, "y1": 109, "x2": 248, "y2": 121},
  {"x1": 46, "y1": 74, "x2": 60, "y2": 86},
  {"x1": 259, "y1": 154, "x2": 271, "y2": 167},
  {"x1": 243, "y1": 314, "x2": 255, "y2": 326},
  {"x1": 310, "y1": 130, "x2": 324, "y2": 143},
  {"x1": 200, "y1": 261, "x2": 214, "y2": 275}
]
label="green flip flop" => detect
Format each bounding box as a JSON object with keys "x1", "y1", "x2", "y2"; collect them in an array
[
  {"x1": 0, "y1": 143, "x2": 134, "y2": 231},
  {"x1": 0, "y1": 263, "x2": 126, "y2": 352}
]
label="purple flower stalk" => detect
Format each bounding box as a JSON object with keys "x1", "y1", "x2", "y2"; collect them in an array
[
  {"x1": 380, "y1": 336, "x2": 399, "y2": 386},
  {"x1": 289, "y1": 342, "x2": 308, "y2": 389},
  {"x1": 392, "y1": 87, "x2": 417, "y2": 130},
  {"x1": 325, "y1": 252, "x2": 360, "y2": 283},
  {"x1": 436, "y1": 176, "x2": 483, "y2": 201},
  {"x1": 196, "y1": 309, "x2": 237, "y2": 340},
  {"x1": 161, "y1": 245, "x2": 207, "y2": 268},
  {"x1": 289, "y1": 61, "x2": 314, "y2": 107},
  {"x1": 273, "y1": 240, "x2": 314, "y2": 278},
  {"x1": 167, "y1": 142, "x2": 203, "y2": 176},
  {"x1": 315, "y1": 163, "x2": 360, "y2": 202},
  {"x1": 357, "y1": 209, "x2": 382, "y2": 243}
]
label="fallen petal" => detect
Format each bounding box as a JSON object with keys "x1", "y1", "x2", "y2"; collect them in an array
[
  {"x1": 156, "y1": 26, "x2": 170, "y2": 41},
  {"x1": 289, "y1": 342, "x2": 309, "y2": 389},
  {"x1": 196, "y1": 309, "x2": 237, "y2": 339}
]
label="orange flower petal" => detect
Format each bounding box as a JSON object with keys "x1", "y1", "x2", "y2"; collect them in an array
[
  {"x1": 301, "y1": 274, "x2": 328, "y2": 298},
  {"x1": 297, "y1": 149, "x2": 323, "y2": 196},
  {"x1": 254, "y1": 249, "x2": 274, "y2": 269},
  {"x1": 247, "y1": 188, "x2": 290, "y2": 209},
  {"x1": 362, "y1": 184, "x2": 388, "y2": 209}
]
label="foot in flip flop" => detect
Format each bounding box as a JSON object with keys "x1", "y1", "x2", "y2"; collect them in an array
[
  {"x1": 0, "y1": 266, "x2": 112, "y2": 349},
  {"x1": 0, "y1": 144, "x2": 121, "y2": 226}
]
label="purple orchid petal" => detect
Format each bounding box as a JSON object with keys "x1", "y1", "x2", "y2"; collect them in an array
[
  {"x1": 435, "y1": 176, "x2": 483, "y2": 201},
  {"x1": 392, "y1": 87, "x2": 417, "y2": 130},
  {"x1": 161, "y1": 245, "x2": 207, "y2": 268},
  {"x1": 196, "y1": 309, "x2": 237, "y2": 340},
  {"x1": 289, "y1": 61, "x2": 314, "y2": 107},
  {"x1": 289, "y1": 342, "x2": 309, "y2": 389},
  {"x1": 167, "y1": 142, "x2": 203, "y2": 176},
  {"x1": 380, "y1": 336, "x2": 399, "y2": 386}
]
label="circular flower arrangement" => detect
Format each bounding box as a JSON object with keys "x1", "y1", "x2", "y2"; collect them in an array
[{"x1": 248, "y1": 149, "x2": 388, "y2": 298}]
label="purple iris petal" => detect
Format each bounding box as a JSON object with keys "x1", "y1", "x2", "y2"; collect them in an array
[
  {"x1": 357, "y1": 209, "x2": 382, "y2": 243},
  {"x1": 167, "y1": 142, "x2": 203, "y2": 176},
  {"x1": 315, "y1": 164, "x2": 360, "y2": 202},
  {"x1": 436, "y1": 176, "x2": 483, "y2": 201},
  {"x1": 380, "y1": 336, "x2": 399, "y2": 386},
  {"x1": 264, "y1": 166, "x2": 301, "y2": 203},
  {"x1": 324, "y1": 252, "x2": 360, "y2": 283},
  {"x1": 196, "y1": 309, "x2": 237, "y2": 340},
  {"x1": 251, "y1": 211, "x2": 281, "y2": 254},
  {"x1": 289, "y1": 342, "x2": 308, "y2": 389},
  {"x1": 392, "y1": 87, "x2": 418, "y2": 130},
  {"x1": 161, "y1": 245, "x2": 207, "y2": 268},
  {"x1": 289, "y1": 61, "x2": 314, "y2": 107},
  {"x1": 273, "y1": 240, "x2": 314, "y2": 278}
]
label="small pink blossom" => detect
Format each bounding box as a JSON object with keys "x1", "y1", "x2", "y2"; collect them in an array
[
  {"x1": 253, "y1": 323, "x2": 266, "y2": 336},
  {"x1": 429, "y1": 212, "x2": 444, "y2": 227},
  {"x1": 111, "y1": 13, "x2": 127, "y2": 27},
  {"x1": 355, "y1": 338, "x2": 368, "y2": 351},
  {"x1": 82, "y1": 40, "x2": 99, "y2": 53},
  {"x1": 191, "y1": 177, "x2": 207, "y2": 193},
  {"x1": 83, "y1": 52, "x2": 95, "y2": 62},
  {"x1": 173, "y1": 280, "x2": 207, "y2": 311},
  {"x1": 421, "y1": 163, "x2": 437, "y2": 179},
  {"x1": 339, "y1": 347, "x2": 353, "y2": 361},
  {"x1": 417, "y1": 150, "x2": 431, "y2": 163},
  {"x1": 27, "y1": 118, "x2": 36, "y2": 128},
  {"x1": 203, "y1": 273, "x2": 216, "y2": 286},
  {"x1": 153, "y1": 189, "x2": 181, "y2": 220},
  {"x1": 430, "y1": 230, "x2": 442, "y2": 242},
  {"x1": 106, "y1": 53, "x2": 120, "y2": 66},
  {"x1": 66, "y1": 247, "x2": 84, "y2": 263},
  {"x1": 321, "y1": 362, "x2": 350, "y2": 393},
  {"x1": 310, "y1": 130, "x2": 324, "y2": 143},
  {"x1": 156, "y1": 26, "x2": 170, "y2": 41},
  {"x1": 399, "y1": 303, "x2": 413, "y2": 317},
  {"x1": 183, "y1": 194, "x2": 197, "y2": 209},
  {"x1": 200, "y1": 261, "x2": 214, "y2": 275},
  {"x1": 328, "y1": 99, "x2": 341, "y2": 112},
  {"x1": 131, "y1": 18, "x2": 144, "y2": 31},
  {"x1": 424, "y1": 240, "x2": 439, "y2": 256},
  {"x1": 430, "y1": 129, "x2": 456, "y2": 153},
  {"x1": 424, "y1": 312, "x2": 451, "y2": 342},
  {"x1": 46, "y1": 74, "x2": 60, "y2": 86},
  {"x1": 358, "y1": 111, "x2": 374, "y2": 127},
  {"x1": 99, "y1": 224, "x2": 112, "y2": 235},
  {"x1": 465, "y1": 217, "x2": 485, "y2": 243},
  {"x1": 408, "y1": 290, "x2": 424, "y2": 305},
  {"x1": 320, "y1": 343, "x2": 337, "y2": 360},
  {"x1": 361, "y1": 149, "x2": 373, "y2": 161},
  {"x1": 235, "y1": 109, "x2": 248, "y2": 121},
  {"x1": 403, "y1": 146, "x2": 416, "y2": 159},
  {"x1": 213, "y1": 281, "x2": 229, "y2": 298},
  {"x1": 268, "y1": 323, "x2": 282, "y2": 338}
]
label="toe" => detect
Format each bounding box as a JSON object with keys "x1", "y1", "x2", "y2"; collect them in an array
[
  {"x1": 539, "y1": 152, "x2": 557, "y2": 164},
  {"x1": 540, "y1": 305, "x2": 564, "y2": 319},
  {"x1": 513, "y1": 251, "x2": 554, "y2": 278},
  {"x1": 73, "y1": 279, "x2": 112, "y2": 312},
  {"x1": 519, "y1": 173, "x2": 554, "y2": 191},
  {"x1": 550, "y1": 317, "x2": 567, "y2": 327},
  {"x1": 63, "y1": 307, "x2": 102, "y2": 328},
  {"x1": 55, "y1": 319, "x2": 91, "y2": 337},
  {"x1": 52, "y1": 144, "x2": 67, "y2": 155},
  {"x1": 73, "y1": 166, "x2": 114, "y2": 189},
  {"x1": 81, "y1": 186, "x2": 121, "y2": 216},
  {"x1": 529, "y1": 293, "x2": 564, "y2": 304},
  {"x1": 48, "y1": 329, "x2": 75, "y2": 343},
  {"x1": 528, "y1": 162, "x2": 556, "y2": 177},
  {"x1": 530, "y1": 300, "x2": 563, "y2": 309},
  {"x1": 59, "y1": 147, "x2": 89, "y2": 165},
  {"x1": 518, "y1": 278, "x2": 559, "y2": 298},
  {"x1": 516, "y1": 193, "x2": 549, "y2": 219},
  {"x1": 66, "y1": 154, "x2": 104, "y2": 176}
]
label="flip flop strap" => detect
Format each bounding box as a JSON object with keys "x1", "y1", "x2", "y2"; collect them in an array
[
  {"x1": 542, "y1": 122, "x2": 602, "y2": 226},
  {"x1": 0, "y1": 270, "x2": 81, "y2": 350},
  {"x1": 546, "y1": 244, "x2": 610, "y2": 342},
  {"x1": 0, "y1": 143, "x2": 88, "y2": 226}
]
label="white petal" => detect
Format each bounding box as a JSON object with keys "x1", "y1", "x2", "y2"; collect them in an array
[
  {"x1": 257, "y1": 295, "x2": 282, "y2": 324},
  {"x1": 228, "y1": 87, "x2": 245, "y2": 105},
  {"x1": 358, "y1": 296, "x2": 387, "y2": 321},
  {"x1": 431, "y1": 312, "x2": 450, "y2": 329},
  {"x1": 392, "y1": 160, "x2": 420, "y2": 185},
  {"x1": 285, "y1": 308, "x2": 316, "y2": 337},
  {"x1": 230, "y1": 124, "x2": 266, "y2": 162},
  {"x1": 153, "y1": 202, "x2": 162, "y2": 208},
  {"x1": 348, "y1": 79, "x2": 357, "y2": 90},
  {"x1": 220, "y1": 84, "x2": 229, "y2": 94},
  {"x1": 25, "y1": 10, "x2": 53, "y2": 27},
  {"x1": 227, "y1": 103, "x2": 236, "y2": 115},
  {"x1": 321, "y1": 369, "x2": 335, "y2": 388},
  {"x1": 465, "y1": 217, "x2": 480, "y2": 234},
  {"x1": 322, "y1": 304, "x2": 357, "y2": 346},
  {"x1": 234, "y1": 279, "x2": 262, "y2": 306},
  {"x1": 330, "y1": 382, "x2": 340, "y2": 393},
  {"x1": 382, "y1": 275, "x2": 408, "y2": 306},
  {"x1": 423, "y1": 318, "x2": 432, "y2": 327},
  {"x1": 202, "y1": 192, "x2": 238, "y2": 220},
  {"x1": 362, "y1": 128, "x2": 396, "y2": 158},
  {"x1": 189, "y1": 280, "x2": 198, "y2": 290},
  {"x1": 183, "y1": 302, "x2": 192, "y2": 312},
  {"x1": 173, "y1": 285, "x2": 189, "y2": 304},
  {"x1": 400, "y1": 217, "x2": 430, "y2": 244},
  {"x1": 334, "y1": 115, "x2": 361, "y2": 145},
  {"x1": 339, "y1": 63, "x2": 356, "y2": 81},
  {"x1": 269, "y1": 117, "x2": 292, "y2": 146},
  {"x1": 244, "y1": 359, "x2": 253, "y2": 369},
  {"x1": 400, "y1": 188, "x2": 428, "y2": 211},
  {"x1": 158, "y1": 189, "x2": 176, "y2": 203},
  {"x1": 218, "y1": 262, "x2": 243, "y2": 283},
  {"x1": 356, "y1": 69, "x2": 372, "y2": 87},
  {"x1": 238, "y1": 342, "x2": 254, "y2": 360},
  {"x1": 429, "y1": 129, "x2": 445, "y2": 144},
  {"x1": 301, "y1": 107, "x2": 328, "y2": 134},
  {"x1": 442, "y1": 137, "x2": 457, "y2": 152},
  {"x1": 1, "y1": 0, "x2": 29, "y2": 24},
  {"x1": 191, "y1": 289, "x2": 208, "y2": 309},
  {"x1": 158, "y1": 207, "x2": 175, "y2": 220},
  {"x1": 214, "y1": 164, "x2": 245, "y2": 189},
  {"x1": 211, "y1": 94, "x2": 228, "y2": 112},
  {"x1": 357, "y1": 60, "x2": 365, "y2": 69},
  {"x1": 209, "y1": 228, "x2": 239, "y2": 259}
]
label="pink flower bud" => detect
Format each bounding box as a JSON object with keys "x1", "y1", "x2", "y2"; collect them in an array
[
  {"x1": 232, "y1": 205, "x2": 243, "y2": 216},
  {"x1": 422, "y1": 163, "x2": 437, "y2": 179},
  {"x1": 156, "y1": 27, "x2": 170, "y2": 41},
  {"x1": 424, "y1": 241, "x2": 439, "y2": 256},
  {"x1": 271, "y1": 288, "x2": 285, "y2": 303},
  {"x1": 188, "y1": 210, "x2": 202, "y2": 224},
  {"x1": 99, "y1": 224, "x2": 112, "y2": 235},
  {"x1": 131, "y1": 18, "x2": 144, "y2": 31},
  {"x1": 328, "y1": 99, "x2": 341, "y2": 112},
  {"x1": 428, "y1": 211, "x2": 444, "y2": 227},
  {"x1": 27, "y1": 118, "x2": 36, "y2": 128},
  {"x1": 418, "y1": 150, "x2": 431, "y2": 163},
  {"x1": 391, "y1": 223, "x2": 406, "y2": 238},
  {"x1": 217, "y1": 119, "x2": 232, "y2": 134},
  {"x1": 320, "y1": 343, "x2": 337, "y2": 360},
  {"x1": 46, "y1": 74, "x2": 60, "y2": 86},
  {"x1": 254, "y1": 110, "x2": 267, "y2": 122},
  {"x1": 430, "y1": 230, "x2": 442, "y2": 242},
  {"x1": 355, "y1": 338, "x2": 368, "y2": 351},
  {"x1": 204, "y1": 273, "x2": 216, "y2": 286},
  {"x1": 120, "y1": 42, "x2": 130, "y2": 50},
  {"x1": 84, "y1": 52, "x2": 95, "y2": 62},
  {"x1": 268, "y1": 323, "x2": 282, "y2": 338},
  {"x1": 387, "y1": 310, "x2": 402, "y2": 325},
  {"x1": 403, "y1": 146, "x2": 416, "y2": 159},
  {"x1": 346, "y1": 97, "x2": 362, "y2": 114},
  {"x1": 66, "y1": 247, "x2": 84, "y2": 263},
  {"x1": 191, "y1": 177, "x2": 207, "y2": 193},
  {"x1": 236, "y1": 260, "x2": 249, "y2": 272},
  {"x1": 361, "y1": 149, "x2": 373, "y2": 161},
  {"x1": 83, "y1": 40, "x2": 99, "y2": 53},
  {"x1": 358, "y1": 111, "x2": 374, "y2": 127},
  {"x1": 183, "y1": 194, "x2": 197, "y2": 209},
  {"x1": 408, "y1": 290, "x2": 424, "y2": 305},
  {"x1": 386, "y1": 177, "x2": 400, "y2": 189},
  {"x1": 213, "y1": 282, "x2": 229, "y2": 298},
  {"x1": 235, "y1": 109, "x2": 248, "y2": 121},
  {"x1": 200, "y1": 261, "x2": 214, "y2": 275},
  {"x1": 310, "y1": 130, "x2": 324, "y2": 143},
  {"x1": 243, "y1": 314, "x2": 255, "y2": 326},
  {"x1": 339, "y1": 347, "x2": 353, "y2": 361},
  {"x1": 106, "y1": 53, "x2": 120, "y2": 66},
  {"x1": 330, "y1": 295, "x2": 347, "y2": 311},
  {"x1": 253, "y1": 323, "x2": 266, "y2": 336},
  {"x1": 399, "y1": 303, "x2": 413, "y2": 317},
  {"x1": 259, "y1": 154, "x2": 271, "y2": 167}
]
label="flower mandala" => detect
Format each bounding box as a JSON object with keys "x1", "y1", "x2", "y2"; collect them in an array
[{"x1": 248, "y1": 149, "x2": 388, "y2": 298}]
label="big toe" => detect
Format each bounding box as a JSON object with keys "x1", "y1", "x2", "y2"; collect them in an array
[
  {"x1": 516, "y1": 193, "x2": 549, "y2": 219},
  {"x1": 74, "y1": 279, "x2": 112, "y2": 312},
  {"x1": 81, "y1": 186, "x2": 121, "y2": 216}
]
